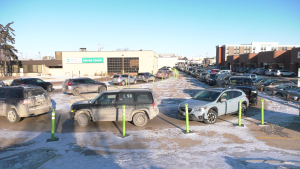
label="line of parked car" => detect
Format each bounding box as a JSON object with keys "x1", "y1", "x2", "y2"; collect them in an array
[{"x1": 231, "y1": 67, "x2": 296, "y2": 77}]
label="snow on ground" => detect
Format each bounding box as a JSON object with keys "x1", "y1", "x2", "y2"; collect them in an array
[{"x1": 1, "y1": 73, "x2": 300, "y2": 168}]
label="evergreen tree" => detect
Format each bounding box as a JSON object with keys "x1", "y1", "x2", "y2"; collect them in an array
[{"x1": 0, "y1": 21, "x2": 18, "y2": 76}]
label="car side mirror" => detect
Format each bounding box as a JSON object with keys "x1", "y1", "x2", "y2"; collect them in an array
[{"x1": 220, "y1": 98, "x2": 226, "y2": 102}]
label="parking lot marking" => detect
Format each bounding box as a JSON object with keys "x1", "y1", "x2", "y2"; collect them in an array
[{"x1": 257, "y1": 137, "x2": 300, "y2": 139}]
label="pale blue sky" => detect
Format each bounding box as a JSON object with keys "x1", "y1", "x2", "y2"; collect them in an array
[{"x1": 1, "y1": 0, "x2": 300, "y2": 59}]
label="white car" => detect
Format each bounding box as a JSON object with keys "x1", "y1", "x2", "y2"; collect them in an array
[{"x1": 271, "y1": 70, "x2": 296, "y2": 77}]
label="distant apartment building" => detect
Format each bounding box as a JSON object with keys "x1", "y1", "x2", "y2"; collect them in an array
[{"x1": 216, "y1": 42, "x2": 300, "y2": 66}]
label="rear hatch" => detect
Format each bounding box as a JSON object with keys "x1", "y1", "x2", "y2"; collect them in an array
[
  {"x1": 156, "y1": 70, "x2": 165, "y2": 77},
  {"x1": 112, "y1": 75, "x2": 121, "y2": 83},
  {"x1": 26, "y1": 88, "x2": 51, "y2": 111},
  {"x1": 137, "y1": 73, "x2": 145, "y2": 80},
  {"x1": 11, "y1": 79, "x2": 23, "y2": 86},
  {"x1": 62, "y1": 79, "x2": 70, "y2": 89}
]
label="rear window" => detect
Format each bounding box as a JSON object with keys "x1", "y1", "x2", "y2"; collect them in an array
[
  {"x1": 12, "y1": 79, "x2": 23, "y2": 84},
  {"x1": 113, "y1": 75, "x2": 120, "y2": 78},
  {"x1": 158, "y1": 70, "x2": 164, "y2": 73},
  {"x1": 8, "y1": 89, "x2": 24, "y2": 98},
  {"x1": 27, "y1": 88, "x2": 46, "y2": 97},
  {"x1": 121, "y1": 75, "x2": 128, "y2": 78}
]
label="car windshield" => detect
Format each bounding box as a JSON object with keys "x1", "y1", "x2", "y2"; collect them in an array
[
  {"x1": 229, "y1": 78, "x2": 252, "y2": 86},
  {"x1": 193, "y1": 90, "x2": 221, "y2": 102},
  {"x1": 275, "y1": 85, "x2": 289, "y2": 89},
  {"x1": 113, "y1": 75, "x2": 119, "y2": 78},
  {"x1": 253, "y1": 78, "x2": 264, "y2": 82},
  {"x1": 264, "y1": 79, "x2": 276, "y2": 83},
  {"x1": 224, "y1": 76, "x2": 230, "y2": 80}
]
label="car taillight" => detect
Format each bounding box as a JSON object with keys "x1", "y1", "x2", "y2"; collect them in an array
[
  {"x1": 20, "y1": 99, "x2": 31, "y2": 104},
  {"x1": 67, "y1": 81, "x2": 72, "y2": 85},
  {"x1": 153, "y1": 103, "x2": 156, "y2": 109},
  {"x1": 246, "y1": 95, "x2": 249, "y2": 99}
]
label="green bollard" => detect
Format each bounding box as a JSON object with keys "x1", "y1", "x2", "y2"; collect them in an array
[
  {"x1": 261, "y1": 99, "x2": 264, "y2": 125},
  {"x1": 185, "y1": 103, "x2": 189, "y2": 133},
  {"x1": 238, "y1": 100, "x2": 242, "y2": 126},
  {"x1": 122, "y1": 105, "x2": 126, "y2": 136},
  {"x1": 51, "y1": 109, "x2": 55, "y2": 141}
]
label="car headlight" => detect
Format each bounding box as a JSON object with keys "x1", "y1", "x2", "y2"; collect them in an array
[
  {"x1": 251, "y1": 90, "x2": 257, "y2": 93},
  {"x1": 194, "y1": 107, "x2": 207, "y2": 111}
]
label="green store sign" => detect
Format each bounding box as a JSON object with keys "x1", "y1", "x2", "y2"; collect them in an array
[{"x1": 82, "y1": 58, "x2": 103, "y2": 63}]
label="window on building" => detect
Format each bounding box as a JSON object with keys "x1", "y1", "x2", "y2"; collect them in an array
[
  {"x1": 279, "y1": 65, "x2": 284, "y2": 70},
  {"x1": 226, "y1": 47, "x2": 229, "y2": 50},
  {"x1": 237, "y1": 46, "x2": 240, "y2": 49},
  {"x1": 264, "y1": 47, "x2": 266, "y2": 50},
  {"x1": 234, "y1": 46, "x2": 236, "y2": 49},
  {"x1": 261, "y1": 47, "x2": 263, "y2": 50},
  {"x1": 253, "y1": 47, "x2": 256, "y2": 50},
  {"x1": 12, "y1": 65, "x2": 19, "y2": 73},
  {"x1": 244, "y1": 50, "x2": 246, "y2": 53},
  {"x1": 32, "y1": 65, "x2": 38, "y2": 73}
]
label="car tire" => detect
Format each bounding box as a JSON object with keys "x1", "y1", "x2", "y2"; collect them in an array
[
  {"x1": 291, "y1": 74, "x2": 296, "y2": 77},
  {"x1": 241, "y1": 104, "x2": 247, "y2": 116},
  {"x1": 204, "y1": 109, "x2": 218, "y2": 124},
  {"x1": 121, "y1": 81, "x2": 126, "y2": 86},
  {"x1": 132, "y1": 112, "x2": 148, "y2": 127},
  {"x1": 98, "y1": 86, "x2": 106, "y2": 93},
  {"x1": 6, "y1": 109, "x2": 21, "y2": 123},
  {"x1": 275, "y1": 93, "x2": 282, "y2": 97},
  {"x1": 73, "y1": 88, "x2": 81, "y2": 96},
  {"x1": 251, "y1": 100, "x2": 257, "y2": 107},
  {"x1": 47, "y1": 85, "x2": 52, "y2": 92},
  {"x1": 76, "y1": 113, "x2": 89, "y2": 127}
]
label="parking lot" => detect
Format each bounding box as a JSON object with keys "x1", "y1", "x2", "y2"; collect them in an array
[{"x1": 0, "y1": 71, "x2": 300, "y2": 168}]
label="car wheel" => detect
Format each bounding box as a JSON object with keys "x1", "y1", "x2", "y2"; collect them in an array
[
  {"x1": 121, "y1": 81, "x2": 126, "y2": 86},
  {"x1": 275, "y1": 93, "x2": 282, "y2": 97},
  {"x1": 251, "y1": 99, "x2": 257, "y2": 107},
  {"x1": 46, "y1": 85, "x2": 52, "y2": 92},
  {"x1": 204, "y1": 109, "x2": 218, "y2": 124},
  {"x1": 98, "y1": 86, "x2": 106, "y2": 93},
  {"x1": 291, "y1": 74, "x2": 296, "y2": 77},
  {"x1": 241, "y1": 104, "x2": 247, "y2": 116},
  {"x1": 76, "y1": 113, "x2": 89, "y2": 127},
  {"x1": 73, "y1": 88, "x2": 81, "y2": 96},
  {"x1": 132, "y1": 112, "x2": 148, "y2": 127},
  {"x1": 6, "y1": 109, "x2": 21, "y2": 123}
]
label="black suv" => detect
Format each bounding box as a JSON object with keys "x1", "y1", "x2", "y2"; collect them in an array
[
  {"x1": 228, "y1": 76, "x2": 258, "y2": 106},
  {"x1": 136, "y1": 72, "x2": 155, "y2": 82},
  {"x1": 0, "y1": 86, "x2": 52, "y2": 123},
  {"x1": 11, "y1": 78, "x2": 53, "y2": 92},
  {"x1": 69, "y1": 88, "x2": 159, "y2": 127}
]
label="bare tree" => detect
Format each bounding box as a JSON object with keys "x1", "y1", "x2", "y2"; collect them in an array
[
  {"x1": 123, "y1": 48, "x2": 129, "y2": 51},
  {"x1": 0, "y1": 21, "x2": 18, "y2": 76},
  {"x1": 116, "y1": 48, "x2": 122, "y2": 51}
]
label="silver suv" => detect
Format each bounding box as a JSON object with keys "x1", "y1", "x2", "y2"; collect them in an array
[
  {"x1": 112, "y1": 74, "x2": 137, "y2": 85},
  {"x1": 70, "y1": 88, "x2": 159, "y2": 127},
  {"x1": 271, "y1": 70, "x2": 296, "y2": 77},
  {"x1": 178, "y1": 88, "x2": 249, "y2": 124},
  {"x1": 62, "y1": 78, "x2": 107, "y2": 96}
]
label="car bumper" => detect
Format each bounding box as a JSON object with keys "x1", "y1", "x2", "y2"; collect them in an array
[
  {"x1": 178, "y1": 111, "x2": 204, "y2": 121},
  {"x1": 26, "y1": 105, "x2": 53, "y2": 117}
]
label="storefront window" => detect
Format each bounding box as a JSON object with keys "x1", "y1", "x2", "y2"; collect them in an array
[{"x1": 278, "y1": 65, "x2": 284, "y2": 70}]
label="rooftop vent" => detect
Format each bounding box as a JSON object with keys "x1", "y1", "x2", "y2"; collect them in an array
[{"x1": 80, "y1": 48, "x2": 86, "y2": 52}]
